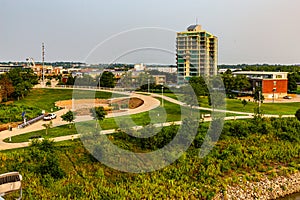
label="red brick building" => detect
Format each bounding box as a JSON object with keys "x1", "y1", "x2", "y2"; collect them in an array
[{"x1": 233, "y1": 71, "x2": 288, "y2": 99}]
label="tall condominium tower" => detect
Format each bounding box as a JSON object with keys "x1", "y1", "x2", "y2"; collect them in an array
[{"x1": 176, "y1": 24, "x2": 218, "y2": 84}]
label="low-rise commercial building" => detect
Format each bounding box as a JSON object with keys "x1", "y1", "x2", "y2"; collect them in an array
[
  {"x1": 0, "y1": 65, "x2": 23, "y2": 74},
  {"x1": 233, "y1": 71, "x2": 288, "y2": 99}
]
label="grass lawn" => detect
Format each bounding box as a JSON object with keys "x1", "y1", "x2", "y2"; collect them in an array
[
  {"x1": 6, "y1": 94, "x2": 241, "y2": 143},
  {"x1": 226, "y1": 99, "x2": 300, "y2": 115},
  {"x1": 162, "y1": 93, "x2": 180, "y2": 100},
  {"x1": 95, "y1": 97, "x2": 187, "y2": 130},
  {"x1": 4, "y1": 124, "x2": 77, "y2": 143},
  {"x1": 297, "y1": 85, "x2": 300, "y2": 94},
  {"x1": 14, "y1": 88, "x2": 126, "y2": 112},
  {"x1": 6, "y1": 98, "x2": 212, "y2": 143},
  {"x1": 164, "y1": 93, "x2": 299, "y2": 115}
]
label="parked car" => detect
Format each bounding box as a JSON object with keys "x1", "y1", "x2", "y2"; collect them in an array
[
  {"x1": 43, "y1": 113, "x2": 57, "y2": 120},
  {"x1": 283, "y1": 96, "x2": 292, "y2": 99}
]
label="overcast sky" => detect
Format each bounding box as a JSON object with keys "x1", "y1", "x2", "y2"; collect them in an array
[{"x1": 0, "y1": 0, "x2": 299, "y2": 65}]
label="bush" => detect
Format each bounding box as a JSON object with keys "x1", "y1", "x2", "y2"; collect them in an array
[
  {"x1": 295, "y1": 109, "x2": 300, "y2": 121},
  {"x1": 46, "y1": 80, "x2": 51, "y2": 86},
  {"x1": 29, "y1": 139, "x2": 65, "y2": 179},
  {"x1": 225, "y1": 121, "x2": 250, "y2": 138}
]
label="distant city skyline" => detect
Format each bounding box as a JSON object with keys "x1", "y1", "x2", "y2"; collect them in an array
[{"x1": 0, "y1": 0, "x2": 299, "y2": 65}]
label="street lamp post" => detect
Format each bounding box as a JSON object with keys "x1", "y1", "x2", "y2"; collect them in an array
[
  {"x1": 272, "y1": 88, "x2": 276, "y2": 103},
  {"x1": 98, "y1": 76, "x2": 101, "y2": 89},
  {"x1": 258, "y1": 91, "x2": 261, "y2": 114},
  {"x1": 161, "y1": 86, "x2": 164, "y2": 107},
  {"x1": 42, "y1": 43, "x2": 45, "y2": 88},
  {"x1": 148, "y1": 78, "x2": 150, "y2": 94}
]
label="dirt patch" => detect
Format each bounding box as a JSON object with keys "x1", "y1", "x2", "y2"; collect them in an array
[
  {"x1": 55, "y1": 98, "x2": 144, "y2": 116},
  {"x1": 0, "y1": 122, "x2": 21, "y2": 132},
  {"x1": 111, "y1": 97, "x2": 144, "y2": 109},
  {"x1": 1, "y1": 101, "x2": 14, "y2": 105},
  {"x1": 55, "y1": 99, "x2": 109, "y2": 110}
]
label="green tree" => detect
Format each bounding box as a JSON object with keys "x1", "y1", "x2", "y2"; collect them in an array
[
  {"x1": 75, "y1": 74, "x2": 96, "y2": 86},
  {"x1": 46, "y1": 80, "x2": 51, "y2": 86},
  {"x1": 288, "y1": 73, "x2": 297, "y2": 92},
  {"x1": 117, "y1": 71, "x2": 133, "y2": 88},
  {"x1": 66, "y1": 75, "x2": 75, "y2": 85},
  {"x1": 136, "y1": 72, "x2": 154, "y2": 89},
  {"x1": 6, "y1": 68, "x2": 37, "y2": 100},
  {"x1": 182, "y1": 85, "x2": 199, "y2": 115},
  {"x1": 0, "y1": 75, "x2": 15, "y2": 101},
  {"x1": 242, "y1": 99, "x2": 248, "y2": 109},
  {"x1": 30, "y1": 139, "x2": 65, "y2": 179},
  {"x1": 295, "y1": 109, "x2": 300, "y2": 121},
  {"x1": 99, "y1": 71, "x2": 116, "y2": 88},
  {"x1": 222, "y1": 70, "x2": 235, "y2": 94},
  {"x1": 61, "y1": 110, "x2": 75, "y2": 128},
  {"x1": 207, "y1": 76, "x2": 226, "y2": 111},
  {"x1": 42, "y1": 121, "x2": 53, "y2": 135},
  {"x1": 253, "y1": 87, "x2": 264, "y2": 103},
  {"x1": 91, "y1": 106, "x2": 107, "y2": 121},
  {"x1": 189, "y1": 76, "x2": 208, "y2": 97},
  {"x1": 222, "y1": 72, "x2": 251, "y2": 95},
  {"x1": 208, "y1": 91, "x2": 226, "y2": 111},
  {"x1": 234, "y1": 75, "x2": 251, "y2": 92},
  {"x1": 14, "y1": 82, "x2": 30, "y2": 100}
]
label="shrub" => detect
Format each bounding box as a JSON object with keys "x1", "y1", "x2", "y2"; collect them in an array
[{"x1": 295, "y1": 109, "x2": 300, "y2": 121}]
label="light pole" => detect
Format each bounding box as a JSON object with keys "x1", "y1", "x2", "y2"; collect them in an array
[
  {"x1": 42, "y1": 43, "x2": 45, "y2": 87},
  {"x1": 98, "y1": 76, "x2": 101, "y2": 89},
  {"x1": 258, "y1": 90, "x2": 261, "y2": 114},
  {"x1": 161, "y1": 85, "x2": 164, "y2": 107},
  {"x1": 272, "y1": 88, "x2": 276, "y2": 103},
  {"x1": 147, "y1": 78, "x2": 150, "y2": 94}
]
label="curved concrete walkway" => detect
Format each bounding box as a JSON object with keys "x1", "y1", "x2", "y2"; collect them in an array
[
  {"x1": 147, "y1": 92, "x2": 296, "y2": 118},
  {"x1": 0, "y1": 87, "x2": 295, "y2": 151},
  {"x1": 0, "y1": 92, "x2": 160, "y2": 151}
]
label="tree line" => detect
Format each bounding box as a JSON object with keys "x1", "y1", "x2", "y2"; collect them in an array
[
  {"x1": 219, "y1": 64, "x2": 300, "y2": 73},
  {"x1": 0, "y1": 68, "x2": 38, "y2": 102}
]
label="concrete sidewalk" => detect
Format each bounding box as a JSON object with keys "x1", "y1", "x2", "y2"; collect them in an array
[
  {"x1": 0, "y1": 93, "x2": 160, "y2": 151},
  {"x1": 0, "y1": 114, "x2": 252, "y2": 151},
  {"x1": 0, "y1": 89, "x2": 295, "y2": 151}
]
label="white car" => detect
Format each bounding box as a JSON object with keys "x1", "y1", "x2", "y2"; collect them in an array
[{"x1": 43, "y1": 113, "x2": 57, "y2": 120}]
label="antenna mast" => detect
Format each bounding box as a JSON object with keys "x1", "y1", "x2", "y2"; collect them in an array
[{"x1": 42, "y1": 43, "x2": 45, "y2": 87}]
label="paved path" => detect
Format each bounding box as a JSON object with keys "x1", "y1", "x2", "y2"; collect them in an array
[
  {"x1": 0, "y1": 92, "x2": 160, "y2": 151},
  {"x1": 0, "y1": 116, "x2": 255, "y2": 151},
  {"x1": 0, "y1": 87, "x2": 295, "y2": 151}
]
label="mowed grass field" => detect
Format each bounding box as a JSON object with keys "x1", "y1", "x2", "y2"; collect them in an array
[
  {"x1": 226, "y1": 99, "x2": 300, "y2": 115},
  {"x1": 14, "y1": 88, "x2": 125, "y2": 112},
  {"x1": 7, "y1": 97, "x2": 210, "y2": 143},
  {"x1": 164, "y1": 93, "x2": 300, "y2": 115}
]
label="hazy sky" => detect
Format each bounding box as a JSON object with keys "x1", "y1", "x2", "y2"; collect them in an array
[{"x1": 0, "y1": 0, "x2": 299, "y2": 64}]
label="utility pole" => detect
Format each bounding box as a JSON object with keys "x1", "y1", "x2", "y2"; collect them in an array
[
  {"x1": 258, "y1": 90, "x2": 261, "y2": 114},
  {"x1": 148, "y1": 78, "x2": 150, "y2": 94},
  {"x1": 42, "y1": 43, "x2": 45, "y2": 87},
  {"x1": 161, "y1": 86, "x2": 164, "y2": 107},
  {"x1": 272, "y1": 88, "x2": 276, "y2": 103}
]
